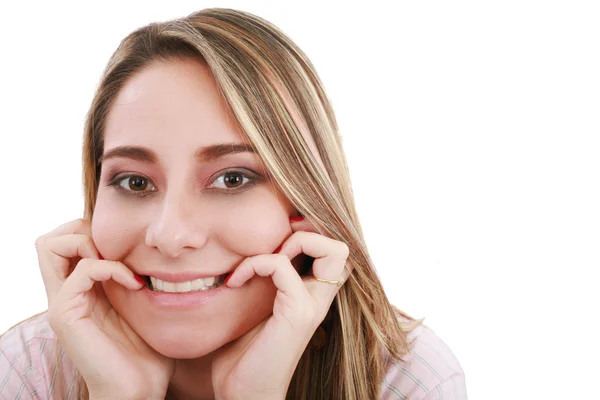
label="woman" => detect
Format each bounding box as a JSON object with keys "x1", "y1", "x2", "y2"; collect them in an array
[{"x1": 0, "y1": 8, "x2": 466, "y2": 400}]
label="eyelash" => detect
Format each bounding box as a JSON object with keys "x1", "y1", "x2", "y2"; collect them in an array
[{"x1": 106, "y1": 168, "x2": 260, "y2": 198}]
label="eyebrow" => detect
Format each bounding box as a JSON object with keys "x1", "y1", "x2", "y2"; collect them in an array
[{"x1": 98, "y1": 143, "x2": 257, "y2": 165}]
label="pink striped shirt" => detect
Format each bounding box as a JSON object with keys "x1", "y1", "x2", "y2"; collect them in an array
[{"x1": 0, "y1": 312, "x2": 466, "y2": 399}]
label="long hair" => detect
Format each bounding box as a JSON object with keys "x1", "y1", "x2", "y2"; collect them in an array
[{"x1": 51, "y1": 8, "x2": 424, "y2": 399}]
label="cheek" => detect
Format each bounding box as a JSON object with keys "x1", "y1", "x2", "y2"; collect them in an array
[
  {"x1": 91, "y1": 196, "x2": 142, "y2": 259},
  {"x1": 216, "y1": 190, "x2": 292, "y2": 254}
]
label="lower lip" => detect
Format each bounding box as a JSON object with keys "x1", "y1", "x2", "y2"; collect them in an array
[{"x1": 140, "y1": 283, "x2": 229, "y2": 309}]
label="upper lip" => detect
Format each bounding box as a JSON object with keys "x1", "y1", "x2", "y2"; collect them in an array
[{"x1": 137, "y1": 270, "x2": 229, "y2": 283}]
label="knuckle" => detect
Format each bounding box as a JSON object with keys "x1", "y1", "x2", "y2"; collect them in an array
[
  {"x1": 276, "y1": 254, "x2": 289, "y2": 264},
  {"x1": 75, "y1": 218, "x2": 89, "y2": 229},
  {"x1": 292, "y1": 230, "x2": 308, "y2": 240},
  {"x1": 300, "y1": 230, "x2": 313, "y2": 239},
  {"x1": 34, "y1": 235, "x2": 46, "y2": 249},
  {"x1": 337, "y1": 241, "x2": 350, "y2": 258},
  {"x1": 75, "y1": 257, "x2": 93, "y2": 270},
  {"x1": 82, "y1": 235, "x2": 95, "y2": 250}
]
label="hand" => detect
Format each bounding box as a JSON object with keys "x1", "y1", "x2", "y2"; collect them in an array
[
  {"x1": 35, "y1": 218, "x2": 175, "y2": 400},
  {"x1": 211, "y1": 216, "x2": 350, "y2": 400}
]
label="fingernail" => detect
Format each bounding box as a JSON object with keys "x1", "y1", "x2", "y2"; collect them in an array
[
  {"x1": 273, "y1": 244, "x2": 283, "y2": 253},
  {"x1": 134, "y1": 274, "x2": 146, "y2": 286},
  {"x1": 224, "y1": 272, "x2": 233, "y2": 285},
  {"x1": 290, "y1": 216, "x2": 304, "y2": 222}
]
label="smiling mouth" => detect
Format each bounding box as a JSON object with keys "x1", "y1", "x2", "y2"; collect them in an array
[{"x1": 142, "y1": 274, "x2": 227, "y2": 293}]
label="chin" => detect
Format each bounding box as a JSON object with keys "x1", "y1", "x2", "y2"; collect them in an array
[
  {"x1": 134, "y1": 323, "x2": 233, "y2": 359},
  {"x1": 104, "y1": 279, "x2": 277, "y2": 359},
  {"x1": 136, "y1": 311, "x2": 272, "y2": 359},
  {"x1": 149, "y1": 334, "x2": 224, "y2": 359}
]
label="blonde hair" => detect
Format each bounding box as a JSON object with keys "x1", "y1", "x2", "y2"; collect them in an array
[{"x1": 52, "y1": 7, "x2": 424, "y2": 399}]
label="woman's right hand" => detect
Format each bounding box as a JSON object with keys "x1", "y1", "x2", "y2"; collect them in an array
[{"x1": 35, "y1": 218, "x2": 175, "y2": 400}]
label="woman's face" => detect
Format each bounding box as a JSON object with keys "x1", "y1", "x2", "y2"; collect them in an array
[{"x1": 92, "y1": 57, "x2": 297, "y2": 359}]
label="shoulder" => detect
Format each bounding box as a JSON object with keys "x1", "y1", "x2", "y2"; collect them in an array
[
  {"x1": 0, "y1": 311, "x2": 77, "y2": 399},
  {"x1": 380, "y1": 317, "x2": 467, "y2": 400}
]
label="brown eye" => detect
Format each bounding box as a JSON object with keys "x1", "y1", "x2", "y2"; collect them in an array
[
  {"x1": 211, "y1": 170, "x2": 254, "y2": 191},
  {"x1": 223, "y1": 172, "x2": 243, "y2": 188},
  {"x1": 111, "y1": 175, "x2": 156, "y2": 194},
  {"x1": 128, "y1": 177, "x2": 148, "y2": 191}
]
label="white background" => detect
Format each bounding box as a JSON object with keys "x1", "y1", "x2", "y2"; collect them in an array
[{"x1": 1, "y1": 1, "x2": 599, "y2": 399}]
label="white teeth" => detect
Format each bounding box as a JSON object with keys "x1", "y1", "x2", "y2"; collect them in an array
[
  {"x1": 149, "y1": 276, "x2": 221, "y2": 293},
  {"x1": 190, "y1": 278, "x2": 205, "y2": 291},
  {"x1": 175, "y1": 281, "x2": 191, "y2": 292},
  {"x1": 204, "y1": 276, "x2": 215, "y2": 286},
  {"x1": 162, "y1": 282, "x2": 176, "y2": 292},
  {"x1": 150, "y1": 277, "x2": 162, "y2": 291}
]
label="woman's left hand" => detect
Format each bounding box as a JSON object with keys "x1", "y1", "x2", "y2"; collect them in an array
[{"x1": 211, "y1": 216, "x2": 351, "y2": 400}]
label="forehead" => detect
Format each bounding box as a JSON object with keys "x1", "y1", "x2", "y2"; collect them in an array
[{"x1": 104, "y1": 58, "x2": 244, "y2": 148}]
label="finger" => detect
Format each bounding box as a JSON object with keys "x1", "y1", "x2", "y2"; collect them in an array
[
  {"x1": 44, "y1": 234, "x2": 100, "y2": 262},
  {"x1": 277, "y1": 231, "x2": 349, "y2": 306},
  {"x1": 37, "y1": 234, "x2": 101, "y2": 303},
  {"x1": 277, "y1": 231, "x2": 349, "y2": 280},
  {"x1": 289, "y1": 215, "x2": 318, "y2": 233},
  {"x1": 288, "y1": 216, "x2": 353, "y2": 278},
  {"x1": 288, "y1": 215, "x2": 351, "y2": 281},
  {"x1": 56, "y1": 258, "x2": 144, "y2": 305},
  {"x1": 35, "y1": 218, "x2": 92, "y2": 244},
  {"x1": 225, "y1": 254, "x2": 309, "y2": 315},
  {"x1": 302, "y1": 259, "x2": 350, "y2": 303}
]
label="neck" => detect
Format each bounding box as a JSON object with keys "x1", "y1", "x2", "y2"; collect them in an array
[{"x1": 166, "y1": 353, "x2": 215, "y2": 400}]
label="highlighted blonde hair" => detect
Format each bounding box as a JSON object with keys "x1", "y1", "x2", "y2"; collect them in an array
[{"x1": 54, "y1": 7, "x2": 423, "y2": 399}]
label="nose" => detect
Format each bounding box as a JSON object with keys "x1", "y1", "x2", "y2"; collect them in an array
[{"x1": 145, "y1": 191, "x2": 208, "y2": 258}]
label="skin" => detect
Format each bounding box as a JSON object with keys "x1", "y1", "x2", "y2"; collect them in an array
[{"x1": 91, "y1": 57, "x2": 305, "y2": 399}]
